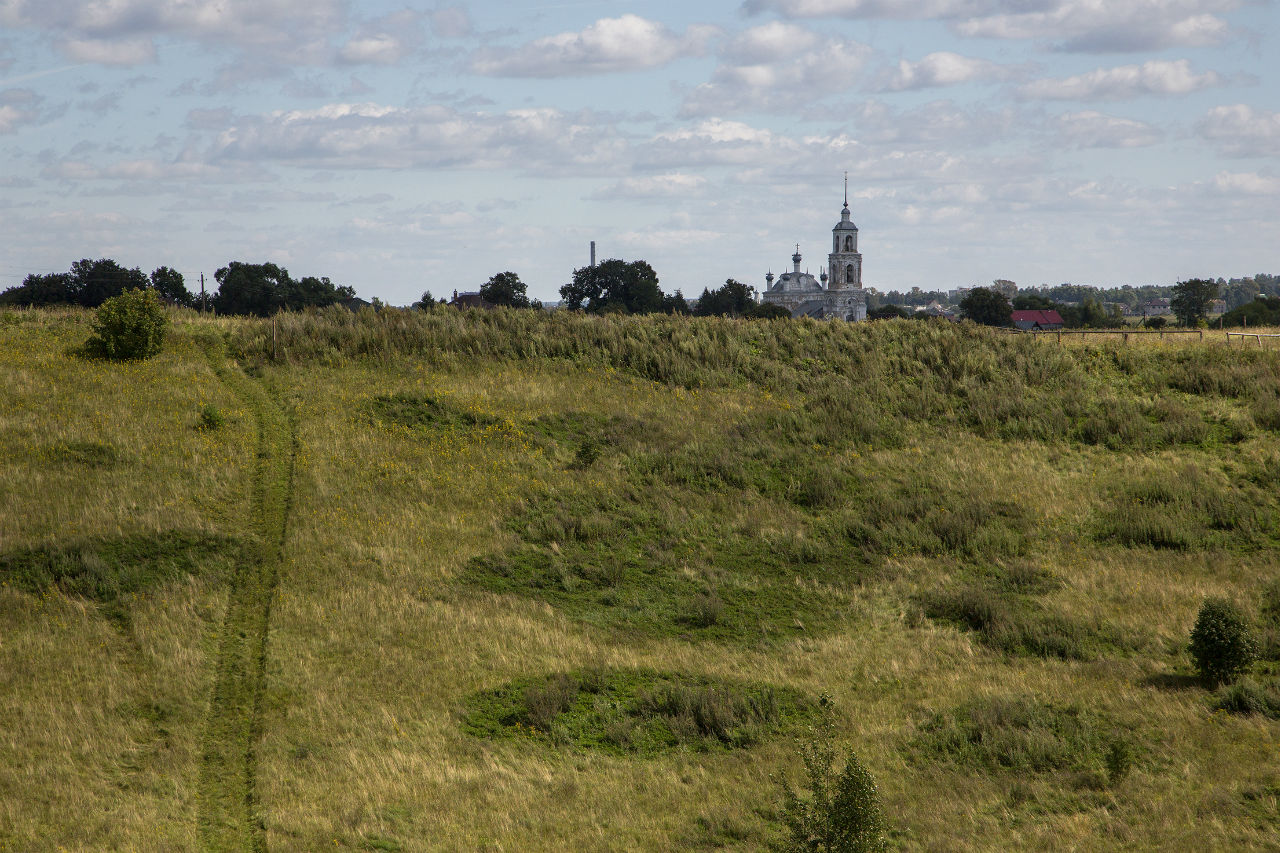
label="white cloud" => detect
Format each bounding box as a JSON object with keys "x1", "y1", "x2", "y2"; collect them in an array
[
  {"x1": 208, "y1": 102, "x2": 629, "y2": 174},
  {"x1": 338, "y1": 10, "x2": 423, "y2": 66},
  {"x1": 1210, "y1": 171, "x2": 1280, "y2": 195},
  {"x1": 0, "y1": 87, "x2": 54, "y2": 133},
  {"x1": 872, "y1": 51, "x2": 1012, "y2": 92},
  {"x1": 59, "y1": 36, "x2": 155, "y2": 65},
  {"x1": 847, "y1": 99, "x2": 1016, "y2": 147},
  {"x1": 743, "y1": 0, "x2": 1241, "y2": 52},
  {"x1": 741, "y1": 0, "x2": 987, "y2": 18},
  {"x1": 954, "y1": 1, "x2": 1237, "y2": 52},
  {"x1": 430, "y1": 6, "x2": 472, "y2": 39},
  {"x1": 470, "y1": 15, "x2": 717, "y2": 77},
  {"x1": 589, "y1": 173, "x2": 708, "y2": 199},
  {"x1": 1196, "y1": 104, "x2": 1280, "y2": 158},
  {"x1": 1019, "y1": 59, "x2": 1224, "y2": 100},
  {"x1": 680, "y1": 23, "x2": 869, "y2": 116},
  {"x1": 2, "y1": 0, "x2": 347, "y2": 64},
  {"x1": 1054, "y1": 111, "x2": 1164, "y2": 148}
]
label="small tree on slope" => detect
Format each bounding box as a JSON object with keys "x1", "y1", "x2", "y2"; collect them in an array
[
  {"x1": 780, "y1": 696, "x2": 886, "y2": 853},
  {"x1": 1190, "y1": 597, "x2": 1258, "y2": 686}
]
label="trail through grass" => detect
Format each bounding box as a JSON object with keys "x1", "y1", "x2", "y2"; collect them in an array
[{"x1": 196, "y1": 344, "x2": 296, "y2": 851}]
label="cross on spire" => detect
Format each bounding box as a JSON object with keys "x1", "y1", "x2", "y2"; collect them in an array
[{"x1": 843, "y1": 171, "x2": 848, "y2": 207}]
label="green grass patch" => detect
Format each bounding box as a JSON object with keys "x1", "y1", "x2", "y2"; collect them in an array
[
  {"x1": 463, "y1": 669, "x2": 814, "y2": 756},
  {"x1": 918, "y1": 585, "x2": 1134, "y2": 661},
  {"x1": 1096, "y1": 464, "x2": 1275, "y2": 550},
  {"x1": 462, "y1": 483, "x2": 859, "y2": 645},
  {"x1": 366, "y1": 391, "x2": 496, "y2": 431},
  {"x1": 47, "y1": 439, "x2": 122, "y2": 468},
  {"x1": 911, "y1": 696, "x2": 1134, "y2": 782},
  {"x1": 0, "y1": 530, "x2": 241, "y2": 624}
]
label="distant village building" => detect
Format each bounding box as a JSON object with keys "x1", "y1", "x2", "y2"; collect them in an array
[
  {"x1": 761, "y1": 182, "x2": 868, "y2": 321},
  {"x1": 1011, "y1": 309, "x2": 1064, "y2": 331},
  {"x1": 450, "y1": 290, "x2": 492, "y2": 309}
]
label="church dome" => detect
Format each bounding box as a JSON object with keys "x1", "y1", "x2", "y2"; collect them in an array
[
  {"x1": 834, "y1": 202, "x2": 858, "y2": 231},
  {"x1": 770, "y1": 270, "x2": 823, "y2": 293}
]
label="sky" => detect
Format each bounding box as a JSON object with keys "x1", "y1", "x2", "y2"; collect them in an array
[{"x1": 1, "y1": 1, "x2": 1277, "y2": 305}]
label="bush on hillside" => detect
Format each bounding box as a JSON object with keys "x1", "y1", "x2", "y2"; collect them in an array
[
  {"x1": 1190, "y1": 598, "x2": 1258, "y2": 685},
  {"x1": 1213, "y1": 678, "x2": 1280, "y2": 719},
  {"x1": 779, "y1": 697, "x2": 886, "y2": 853},
  {"x1": 85, "y1": 287, "x2": 167, "y2": 360}
]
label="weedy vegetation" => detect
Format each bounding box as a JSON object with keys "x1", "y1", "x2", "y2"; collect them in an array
[{"x1": 3, "y1": 306, "x2": 1280, "y2": 850}]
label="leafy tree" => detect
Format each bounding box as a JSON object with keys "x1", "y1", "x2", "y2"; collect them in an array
[
  {"x1": 1221, "y1": 296, "x2": 1280, "y2": 328},
  {"x1": 867, "y1": 304, "x2": 912, "y2": 320},
  {"x1": 1059, "y1": 297, "x2": 1112, "y2": 329},
  {"x1": 750, "y1": 302, "x2": 792, "y2": 319},
  {"x1": 213, "y1": 262, "x2": 291, "y2": 316},
  {"x1": 71, "y1": 258, "x2": 149, "y2": 307},
  {"x1": 85, "y1": 288, "x2": 167, "y2": 360},
  {"x1": 413, "y1": 291, "x2": 439, "y2": 309},
  {"x1": 212, "y1": 262, "x2": 354, "y2": 316},
  {"x1": 694, "y1": 279, "x2": 759, "y2": 317},
  {"x1": 1190, "y1": 598, "x2": 1258, "y2": 686},
  {"x1": 0, "y1": 273, "x2": 74, "y2": 306},
  {"x1": 780, "y1": 696, "x2": 886, "y2": 853},
  {"x1": 1171, "y1": 278, "x2": 1219, "y2": 326},
  {"x1": 661, "y1": 290, "x2": 691, "y2": 315},
  {"x1": 959, "y1": 287, "x2": 1011, "y2": 327},
  {"x1": 479, "y1": 271, "x2": 531, "y2": 308},
  {"x1": 150, "y1": 266, "x2": 192, "y2": 307},
  {"x1": 290, "y1": 274, "x2": 355, "y2": 308},
  {"x1": 560, "y1": 259, "x2": 663, "y2": 314},
  {"x1": 1012, "y1": 292, "x2": 1056, "y2": 311}
]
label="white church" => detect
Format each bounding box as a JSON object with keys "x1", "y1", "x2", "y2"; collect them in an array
[{"x1": 761, "y1": 183, "x2": 868, "y2": 321}]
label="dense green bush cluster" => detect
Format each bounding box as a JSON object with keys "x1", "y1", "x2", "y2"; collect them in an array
[
  {"x1": 1190, "y1": 598, "x2": 1259, "y2": 685},
  {"x1": 85, "y1": 288, "x2": 168, "y2": 360}
]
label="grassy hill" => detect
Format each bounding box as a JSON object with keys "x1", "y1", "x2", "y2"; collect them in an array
[{"x1": 3, "y1": 306, "x2": 1279, "y2": 851}]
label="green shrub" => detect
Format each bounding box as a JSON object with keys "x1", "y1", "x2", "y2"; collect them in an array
[
  {"x1": 1105, "y1": 739, "x2": 1135, "y2": 786},
  {"x1": 779, "y1": 697, "x2": 886, "y2": 853},
  {"x1": 85, "y1": 287, "x2": 167, "y2": 360},
  {"x1": 197, "y1": 404, "x2": 226, "y2": 431},
  {"x1": 1213, "y1": 679, "x2": 1280, "y2": 719},
  {"x1": 1190, "y1": 597, "x2": 1259, "y2": 685}
]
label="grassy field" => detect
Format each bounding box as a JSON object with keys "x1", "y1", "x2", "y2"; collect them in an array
[{"x1": 3, "y1": 305, "x2": 1279, "y2": 851}]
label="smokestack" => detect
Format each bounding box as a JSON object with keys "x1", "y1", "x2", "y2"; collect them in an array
[{"x1": 590, "y1": 241, "x2": 596, "y2": 267}]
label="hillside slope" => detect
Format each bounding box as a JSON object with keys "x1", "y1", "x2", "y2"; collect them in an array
[{"x1": 3, "y1": 306, "x2": 1279, "y2": 851}]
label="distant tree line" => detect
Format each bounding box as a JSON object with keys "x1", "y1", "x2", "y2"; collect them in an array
[
  {"x1": 956, "y1": 278, "x2": 1230, "y2": 328},
  {"x1": 869, "y1": 274, "x2": 1279, "y2": 316},
  {"x1": 0, "y1": 259, "x2": 193, "y2": 309},
  {"x1": 415, "y1": 261, "x2": 790, "y2": 319},
  {"x1": 0, "y1": 258, "x2": 356, "y2": 316}
]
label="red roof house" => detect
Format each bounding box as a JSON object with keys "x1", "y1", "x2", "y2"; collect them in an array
[{"x1": 1011, "y1": 309, "x2": 1064, "y2": 331}]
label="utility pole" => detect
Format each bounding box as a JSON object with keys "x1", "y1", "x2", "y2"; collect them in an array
[{"x1": 200, "y1": 273, "x2": 206, "y2": 314}]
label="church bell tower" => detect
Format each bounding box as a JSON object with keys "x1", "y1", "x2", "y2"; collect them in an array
[{"x1": 828, "y1": 173, "x2": 862, "y2": 291}]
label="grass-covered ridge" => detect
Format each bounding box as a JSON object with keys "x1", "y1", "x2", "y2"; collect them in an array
[{"x1": 5, "y1": 306, "x2": 1280, "y2": 851}]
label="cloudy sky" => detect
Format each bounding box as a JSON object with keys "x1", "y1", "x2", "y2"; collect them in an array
[{"x1": 1, "y1": 1, "x2": 1277, "y2": 304}]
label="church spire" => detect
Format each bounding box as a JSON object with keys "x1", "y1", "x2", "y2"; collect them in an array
[{"x1": 842, "y1": 171, "x2": 850, "y2": 218}]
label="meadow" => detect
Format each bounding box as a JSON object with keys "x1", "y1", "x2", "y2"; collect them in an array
[{"x1": 2, "y1": 305, "x2": 1278, "y2": 851}]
